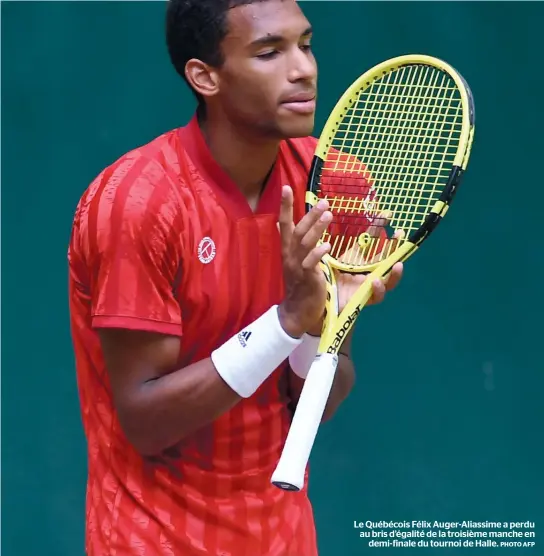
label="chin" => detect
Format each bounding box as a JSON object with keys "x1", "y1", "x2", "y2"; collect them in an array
[{"x1": 279, "y1": 115, "x2": 316, "y2": 139}]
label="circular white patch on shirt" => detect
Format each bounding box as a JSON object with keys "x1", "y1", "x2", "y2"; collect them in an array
[{"x1": 198, "y1": 237, "x2": 216, "y2": 264}]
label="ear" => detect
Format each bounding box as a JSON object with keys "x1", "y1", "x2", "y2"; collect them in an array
[{"x1": 185, "y1": 59, "x2": 220, "y2": 99}]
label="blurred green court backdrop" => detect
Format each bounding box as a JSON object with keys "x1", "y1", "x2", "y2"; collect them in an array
[{"x1": 2, "y1": 2, "x2": 543, "y2": 555}]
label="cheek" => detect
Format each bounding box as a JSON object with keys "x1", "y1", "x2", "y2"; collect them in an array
[{"x1": 224, "y1": 68, "x2": 280, "y2": 114}]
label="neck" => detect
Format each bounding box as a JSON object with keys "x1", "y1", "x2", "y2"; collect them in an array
[{"x1": 198, "y1": 109, "x2": 280, "y2": 209}]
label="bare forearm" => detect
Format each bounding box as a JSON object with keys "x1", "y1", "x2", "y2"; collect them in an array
[{"x1": 120, "y1": 359, "x2": 240, "y2": 456}]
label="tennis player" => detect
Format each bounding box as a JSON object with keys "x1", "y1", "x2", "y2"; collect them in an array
[{"x1": 68, "y1": 0, "x2": 403, "y2": 554}]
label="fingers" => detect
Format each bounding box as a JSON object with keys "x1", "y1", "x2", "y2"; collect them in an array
[
  {"x1": 279, "y1": 195, "x2": 333, "y2": 337},
  {"x1": 384, "y1": 262, "x2": 403, "y2": 291},
  {"x1": 278, "y1": 185, "x2": 296, "y2": 254},
  {"x1": 302, "y1": 241, "x2": 331, "y2": 270},
  {"x1": 292, "y1": 199, "x2": 332, "y2": 262},
  {"x1": 293, "y1": 198, "x2": 330, "y2": 241},
  {"x1": 367, "y1": 262, "x2": 403, "y2": 304},
  {"x1": 279, "y1": 187, "x2": 332, "y2": 263},
  {"x1": 369, "y1": 278, "x2": 386, "y2": 304},
  {"x1": 299, "y1": 208, "x2": 332, "y2": 255}
]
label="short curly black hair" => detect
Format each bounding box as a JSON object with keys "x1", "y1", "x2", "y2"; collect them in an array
[{"x1": 165, "y1": 0, "x2": 269, "y2": 108}]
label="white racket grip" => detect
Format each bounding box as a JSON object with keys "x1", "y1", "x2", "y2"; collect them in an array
[{"x1": 271, "y1": 352, "x2": 339, "y2": 491}]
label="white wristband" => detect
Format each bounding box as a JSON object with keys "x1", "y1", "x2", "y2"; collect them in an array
[
  {"x1": 288, "y1": 334, "x2": 321, "y2": 379},
  {"x1": 211, "y1": 305, "x2": 303, "y2": 398}
]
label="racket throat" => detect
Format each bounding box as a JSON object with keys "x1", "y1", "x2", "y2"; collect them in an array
[{"x1": 324, "y1": 306, "x2": 360, "y2": 355}]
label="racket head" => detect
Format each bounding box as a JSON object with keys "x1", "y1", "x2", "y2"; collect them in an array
[{"x1": 307, "y1": 54, "x2": 476, "y2": 274}]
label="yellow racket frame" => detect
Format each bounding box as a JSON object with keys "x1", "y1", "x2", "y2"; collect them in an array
[
  {"x1": 307, "y1": 54, "x2": 475, "y2": 276},
  {"x1": 308, "y1": 54, "x2": 475, "y2": 354}
]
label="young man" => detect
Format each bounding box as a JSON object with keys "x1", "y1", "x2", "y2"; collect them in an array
[{"x1": 68, "y1": 1, "x2": 403, "y2": 554}]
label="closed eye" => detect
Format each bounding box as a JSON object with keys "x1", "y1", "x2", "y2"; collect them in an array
[
  {"x1": 256, "y1": 50, "x2": 279, "y2": 60},
  {"x1": 257, "y1": 44, "x2": 311, "y2": 60}
]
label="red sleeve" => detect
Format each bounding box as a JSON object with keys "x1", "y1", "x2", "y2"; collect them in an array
[{"x1": 85, "y1": 155, "x2": 184, "y2": 336}]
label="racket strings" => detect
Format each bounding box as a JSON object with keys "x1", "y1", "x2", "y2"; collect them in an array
[{"x1": 318, "y1": 64, "x2": 464, "y2": 266}]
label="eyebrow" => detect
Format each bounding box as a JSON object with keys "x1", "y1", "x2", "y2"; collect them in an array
[{"x1": 249, "y1": 26, "x2": 313, "y2": 48}]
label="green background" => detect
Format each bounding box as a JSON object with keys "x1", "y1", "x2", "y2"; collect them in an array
[{"x1": 2, "y1": 2, "x2": 542, "y2": 555}]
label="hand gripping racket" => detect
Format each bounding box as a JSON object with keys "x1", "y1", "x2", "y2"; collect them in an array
[{"x1": 271, "y1": 54, "x2": 475, "y2": 491}]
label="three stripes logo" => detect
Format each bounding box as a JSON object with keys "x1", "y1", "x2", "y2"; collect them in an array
[{"x1": 238, "y1": 330, "x2": 252, "y2": 347}]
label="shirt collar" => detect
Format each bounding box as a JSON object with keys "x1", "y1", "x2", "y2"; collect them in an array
[{"x1": 179, "y1": 114, "x2": 283, "y2": 219}]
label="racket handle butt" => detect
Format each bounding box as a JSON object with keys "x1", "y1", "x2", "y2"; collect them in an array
[
  {"x1": 270, "y1": 478, "x2": 302, "y2": 492},
  {"x1": 270, "y1": 445, "x2": 307, "y2": 492}
]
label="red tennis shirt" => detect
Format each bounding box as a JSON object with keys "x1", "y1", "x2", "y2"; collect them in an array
[{"x1": 68, "y1": 115, "x2": 323, "y2": 556}]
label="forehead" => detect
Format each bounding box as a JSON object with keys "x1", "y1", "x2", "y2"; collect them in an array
[{"x1": 225, "y1": 0, "x2": 310, "y2": 45}]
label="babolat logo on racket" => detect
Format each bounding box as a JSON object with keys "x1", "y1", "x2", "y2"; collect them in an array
[
  {"x1": 238, "y1": 330, "x2": 252, "y2": 347},
  {"x1": 327, "y1": 307, "x2": 361, "y2": 353}
]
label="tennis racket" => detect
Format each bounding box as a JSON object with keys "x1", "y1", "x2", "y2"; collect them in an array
[{"x1": 271, "y1": 54, "x2": 475, "y2": 492}]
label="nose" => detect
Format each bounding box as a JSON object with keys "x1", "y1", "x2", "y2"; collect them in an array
[{"x1": 287, "y1": 47, "x2": 317, "y2": 84}]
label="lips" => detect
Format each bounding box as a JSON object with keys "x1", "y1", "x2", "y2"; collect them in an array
[
  {"x1": 281, "y1": 91, "x2": 316, "y2": 104},
  {"x1": 280, "y1": 91, "x2": 317, "y2": 114}
]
